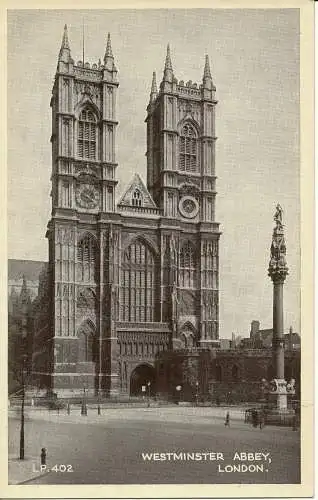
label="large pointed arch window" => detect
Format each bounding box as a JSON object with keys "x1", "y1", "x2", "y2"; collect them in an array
[
  {"x1": 121, "y1": 240, "x2": 156, "y2": 322},
  {"x1": 78, "y1": 108, "x2": 97, "y2": 160},
  {"x1": 179, "y1": 123, "x2": 198, "y2": 172},
  {"x1": 77, "y1": 235, "x2": 97, "y2": 282},
  {"x1": 180, "y1": 241, "x2": 197, "y2": 288}
]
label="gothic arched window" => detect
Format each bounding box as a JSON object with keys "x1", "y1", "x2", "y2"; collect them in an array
[
  {"x1": 180, "y1": 241, "x2": 197, "y2": 288},
  {"x1": 78, "y1": 108, "x2": 97, "y2": 160},
  {"x1": 77, "y1": 235, "x2": 97, "y2": 282},
  {"x1": 132, "y1": 189, "x2": 142, "y2": 207},
  {"x1": 179, "y1": 123, "x2": 198, "y2": 172},
  {"x1": 121, "y1": 240, "x2": 157, "y2": 322},
  {"x1": 78, "y1": 322, "x2": 97, "y2": 363}
]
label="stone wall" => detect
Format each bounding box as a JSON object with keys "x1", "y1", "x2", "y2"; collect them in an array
[{"x1": 156, "y1": 348, "x2": 300, "y2": 403}]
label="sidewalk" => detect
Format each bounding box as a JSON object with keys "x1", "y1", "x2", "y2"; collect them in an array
[
  {"x1": 8, "y1": 454, "x2": 44, "y2": 485},
  {"x1": 9, "y1": 405, "x2": 246, "y2": 427}
]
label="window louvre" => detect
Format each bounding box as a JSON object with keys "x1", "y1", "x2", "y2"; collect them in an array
[
  {"x1": 179, "y1": 123, "x2": 198, "y2": 172},
  {"x1": 78, "y1": 108, "x2": 97, "y2": 160},
  {"x1": 77, "y1": 236, "x2": 97, "y2": 282}
]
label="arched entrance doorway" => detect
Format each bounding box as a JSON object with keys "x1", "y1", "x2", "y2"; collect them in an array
[{"x1": 130, "y1": 364, "x2": 156, "y2": 397}]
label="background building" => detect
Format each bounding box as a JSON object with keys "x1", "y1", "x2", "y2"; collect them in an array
[
  {"x1": 8, "y1": 260, "x2": 47, "y2": 393},
  {"x1": 238, "y1": 320, "x2": 300, "y2": 350}
]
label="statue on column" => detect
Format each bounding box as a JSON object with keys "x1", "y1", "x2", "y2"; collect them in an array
[
  {"x1": 274, "y1": 203, "x2": 283, "y2": 229},
  {"x1": 268, "y1": 205, "x2": 289, "y2": 411},
  {"x1": 269, "y1": 204, "x2": 288, "y2": 279}
]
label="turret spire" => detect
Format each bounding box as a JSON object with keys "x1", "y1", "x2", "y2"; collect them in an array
[
  {"x1": 163, "y1": 44, "x2": 174, "y2": 82},
  {"x1": 202, "y1": 54, "x2": 213, "y2": 90},
  {"x1": 20, "y1": 275, "x2": 30, "y2": 307},
  {"x1": 149, "y1": 71, "x2": 158, "y2": 102},
  {"x1": 103, "y1": 33, "x2": 117, "y2": 74},
  {"x1": 104, "y1": 32, "x2": 113, "y2": 61},
  {"x1": 58, "y1": 24, "x2": 71, "y2": 63},
  {"x1": 165, "y1": 44, "x2": 173, "y2": 71},
  {"x1": 61, "y1": 24, "x2": 70, "y2": 50},
  {"x1": 203, "y1": 54, "x2": 212, "y2": 80}
]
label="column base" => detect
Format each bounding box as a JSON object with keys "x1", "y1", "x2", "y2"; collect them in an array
[
  {"x1": 268, "y1": 391, "x2": 288, "y2": 410},
  {"x1": 276, "y1": 393, "x2": 288, "y2": 410}
]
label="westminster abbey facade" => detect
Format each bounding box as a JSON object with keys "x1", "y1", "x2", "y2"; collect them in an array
[{"x1": 45, "y1": 26, "x2": 221, "y2": 396}]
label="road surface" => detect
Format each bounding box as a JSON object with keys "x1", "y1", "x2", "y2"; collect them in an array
[{"x1": 9, "y1": 407, "x2": 300, "y2": 484}]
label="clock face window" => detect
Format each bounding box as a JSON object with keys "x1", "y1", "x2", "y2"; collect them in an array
[
  {"x1": 76, "y1": 184, "x2": 100, "y2": 209},
  {"x1": 179, "y1": 196, "x2": 199, "y2": 219}
]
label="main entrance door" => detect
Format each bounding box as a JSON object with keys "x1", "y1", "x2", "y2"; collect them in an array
[{"x1": 130, "y1": 364, "x2": 156, "y2": 397}]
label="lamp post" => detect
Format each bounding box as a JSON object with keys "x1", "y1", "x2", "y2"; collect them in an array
[
  {"x1": 81, "y1": 386, "x2": 87, "y2": 416},
  {"x1": 195, "y1": 381, "x2": 199, "y2": 406},
  {"x1": 19, "y1": 355, "x2": 27, "y2": 460},
  {"x1": 260, "y1": 378, "x2": 269, "y2": 407},
  {"x1": 176, "y1": 385, "x2": 182, "y2": 404},
  {"x1": 147, "y1": 381, "x2": 151, "y2": 407}
]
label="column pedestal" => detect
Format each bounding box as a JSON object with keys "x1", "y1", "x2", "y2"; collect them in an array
[{"x1": 268, "y1": 386, "x2": 288, "y2": 410}]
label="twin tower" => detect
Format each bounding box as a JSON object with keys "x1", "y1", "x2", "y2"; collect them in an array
[{"x1": 45, "y1": 26, "x2": 221, "y2": 396}]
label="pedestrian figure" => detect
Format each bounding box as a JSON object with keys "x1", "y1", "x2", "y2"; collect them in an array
[
  {"x1": 41, "y1": 447, "x2": 46, "y2": 466},
  {"x1": 259, "y1": 410, "x2": 265, "y2": 429},
  {"x1": 224, "y1": 411, "x2": 230, "y2": 427},
  {"x1": 97, "y1": 404, "x2": 101, "y2": 415},
  {"x1": 67, "y1": 403, "x2": 70, "y2": 415},
  {"x1": 252, "y1": 409, "x2": 258, "y2": 428}
]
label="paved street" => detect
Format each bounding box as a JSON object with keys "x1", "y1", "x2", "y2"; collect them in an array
[{"x1": 9, "y1": 407, "x2": 300, "y2": 484}]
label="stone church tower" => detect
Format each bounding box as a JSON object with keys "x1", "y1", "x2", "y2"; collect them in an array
[{"x1": 46, "y1": 26, "x2": 220, "y2": 397}]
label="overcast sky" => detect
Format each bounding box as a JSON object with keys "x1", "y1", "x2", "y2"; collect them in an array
[{"x1": 7, "y1": 9, "x2": 300, "y2": 338}]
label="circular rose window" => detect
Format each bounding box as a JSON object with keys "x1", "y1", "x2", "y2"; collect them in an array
[{"x1": 179, "y1": 196, "x2": 199, "y2": 219}]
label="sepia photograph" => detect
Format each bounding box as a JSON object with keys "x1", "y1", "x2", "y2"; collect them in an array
[{"x1": 3, "y1": 4, "x2": 314, "y2": 497}]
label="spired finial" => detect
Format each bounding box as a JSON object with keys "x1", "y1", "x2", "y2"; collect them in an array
[
  {"x1": 58, "y1": 24, "x2": 71, "y2": 63},
  {"x1": 103, "y1": 33, "x2": 117, "y2": 75},
  {"x1": 203, "y1": 54, "x2": 212, "y2": 80},
  {"x1": 62, "y1": 24, "x2": 70, "y2": 50},
  {"x1": 163, "y1": 43, "x2": 174, "y2": 83},
  {"x1": 202, "y1": 54, "x2": 214, "y2": 90},
  {"x1": 20, "y1": 275, "x2": 29, "y2": 305},
  {"x1": 165, "y1": 44, "x2": 173, "y2": 71},
  {"x1": 22, "y1": 274, "x2": 27, "y2": 289},
  {"x1": 150, "y1": 71, "x2": 158, "y2": 102},
  {"x1": 105, "y1": 33, "x2": 113, "y2": 60}
]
